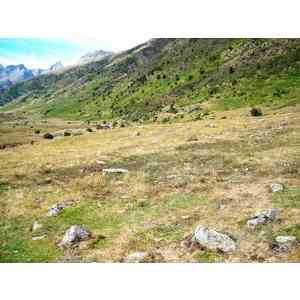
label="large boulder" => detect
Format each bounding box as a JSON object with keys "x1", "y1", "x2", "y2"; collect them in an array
[
  {"x1": 192, "y1": 226, "x2": 237, "y2": 253},
  {"x1": 247, "y1": 209, "x2": 279, "y2": 229},
  {"x1": 123, "y1": 252, "x2": 148, "y2": 263},
  {"x1": 59, "y1": 225, "x2": 91, "y2": 248}
]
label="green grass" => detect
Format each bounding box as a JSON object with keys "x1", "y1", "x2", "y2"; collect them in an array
[
  {"x1": 165, "y1": 194, "x2": 208, "y2": 209},
  {"x1": 3, "y1": 39, "x2": 300, "y2": 122},
  {"x1": 277, "y1": 224, "x2": 300, "y2": 241},
  {"x1": 273, "y1": 187, "x2": 300, "y2": 208},
  {"x1": 193, "y1": 250, "x2": 223, "y2": 263},
  {"x1": 0, "y1": 216, "x2": 62, "y2": 263},
  {"x1": 0, "y1": 200, "x2": 124, "y2": 262},
  {"x1": 0, "y1": 181, "x2": 9, "y2": 193}
]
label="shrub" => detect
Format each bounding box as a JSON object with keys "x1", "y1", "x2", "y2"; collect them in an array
[
  {"x1": 43, "y1": 133, "x2": 54, "y2": 139},
  {"x1": 250, "y1": 107, "x2": 263, "y2": 117},
  {"x1": 64, "y1": 131, "x2": 71, "y2": 137},
  {"x1": 34, "y1": 129, "x2": 40, "y2": 134}
]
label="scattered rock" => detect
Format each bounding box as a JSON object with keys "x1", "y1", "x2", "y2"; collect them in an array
[
  {"x1": 32, "y1": 235, "x2": 46, "y2": 241},
  {"x1": 135, "y1": 132, "x2": 141, "y2": 137},
  {"x1": 271, "y1": 236, "x2": 297, "y2": 253},
  {"x1": 247, "y1": 209, "x2": 279, "y2": 229},
  {"x1": 103, "y1": 168, "x2": 129, "y2": 175},
  {"x1": 58, "y1": 225, "x2": 91, "y2": 248},
  {"x1": 35, "y1": 196, "x2": 46, "y2": 204},
  {"x1": 81, "y1": 162, "x2": 105, "y2": 173},
  {"x1": 47, "y1": 203, "x2": 65, "y2": 217},
  {"x1": 276, "y1": 235, "x2": 296, "y2": 244},
  {"x1": 96, "y1": 124, "x2": 112, "y2": 130},
  {"x1": 206, "y1": 123, "x2": 216, "y2": 128},
  {"x1": 270, "y1": 183, "x2": 284, "y2": 193},
  {"x1": 43, "y1": 133, "x2": 54, "y2": 139},
  {"x1": 192, "y1": 226, "x2": 237, "y2": 253},
  {"x1": 123, "y1": 252, "x2": 148, "y2": 263},
  {"x1": 122, "y1": 251, "x2": 162, "y2": 263},
  {"x1": 31, "y1": 221, "x2": 43, "y2": 232},
  {"x1": 47, "y1": 200, "x2": 75, "y2": 217}
]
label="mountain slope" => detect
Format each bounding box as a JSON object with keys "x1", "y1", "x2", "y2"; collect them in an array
[
  {"x1": 1, "y1": 38, "x2": 300, "y2": 120},
  {"x1": 77, "y1": 50, "x2": 113, "y2": 65}
]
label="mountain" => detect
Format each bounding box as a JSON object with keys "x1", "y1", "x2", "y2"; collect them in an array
[
  {"x1": 0, "y1": 64, "x2": 34, "y2": 83},
  {"x1": 77, "y1": 50, "x2": 113, "y2": 65},
  {"x1": 0, "y1": 64, "x2": 35, "y2": 95},
  {"x1": 49, "y1": 61, "x2": 64, "y2": 72},
  {"x1": 1, "y1": 39, "x2": 300, "y2": 119},
  {"x1": 0, "y1": 62, "x2": 63, "y2": 95}
]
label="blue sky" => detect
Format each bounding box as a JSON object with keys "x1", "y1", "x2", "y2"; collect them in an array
[{"x1": 0, "y1": 38, "x2": 145, "y2": 69}]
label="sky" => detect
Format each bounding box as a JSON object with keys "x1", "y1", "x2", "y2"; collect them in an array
[{"x1": 0, "y1": 38, "x2": 147, "y2": 69}]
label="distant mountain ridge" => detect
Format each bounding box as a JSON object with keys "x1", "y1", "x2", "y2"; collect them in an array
[
  {"x1": 0, "y1": 47, "x2": 112, "y2": 93},
  {"x1": 0, "y1": 64, "x2": 34, "y2": 92},
  {"x1": 0, "y1": 61, "x2": 65, "y2": 92}
]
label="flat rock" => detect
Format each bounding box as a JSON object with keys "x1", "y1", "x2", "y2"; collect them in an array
[
  {"x1": 103, "y1": 168, "x2": 129, "y2": 175},
  {"x1": 270, "y1": 183, "x2": 284, "y2": 193},
  {"x1": 275, "y1": 235, "x2": 296, "y2": 244},
  {"x1": 32, "y1": 235, "x2": 46, "y2": 241},
  {"x1": 247, "y1": 209, "x2": 279, "y2": 229},
  {"x1": 192, "y1": 226, "x2": 237, "y2": 253},
  {"x1": 59, "y1": 225, "x2": 91, "y2": 248},
  {"x1": 123, "y1": 252, "x2": 148, "y2": 263}
]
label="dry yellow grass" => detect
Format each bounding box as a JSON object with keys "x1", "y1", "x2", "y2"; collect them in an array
[{"x1": 0, "y1": 105, "x2": 300, "y2": 262}]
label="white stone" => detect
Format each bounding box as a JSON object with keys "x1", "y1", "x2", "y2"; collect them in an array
[
  {"x1": 247, "y1": 209, "x2": 279, "y2": 229},
  {"x1": 32, "y1": 221, "x2": 43, "y2": 232},
  {"x1": 123, "y1": 252, "x2": 147, "y2": 263},
  {"x1": 47, "y1": 203, "x2": 65, "y2": 217},
  {"x1": 103, "y1": 168, "x2": 129, "y2": 175},
  {"x1": 59, "y1": 225, "x2": 91, "y2": 248},
  {"x1": 275, "y1": 236, "x2": 297, "y2": 244},
  {"x1": 270, "y1": 183, "x2": 284, "y2": 193},
  {"x1": 32, "y1": 235, "x2": 46, "y2": 241},
  {"x1": 192, "y1": 226, "x2": 237, "y2": 253}
]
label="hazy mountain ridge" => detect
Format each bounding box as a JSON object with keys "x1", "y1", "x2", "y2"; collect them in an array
[
  {"x1": 0, "y1": 61, "x2": 65, "y2": 95},
  {"x1": 77, "y1": 50, "x2": 113, "y2": 65}
]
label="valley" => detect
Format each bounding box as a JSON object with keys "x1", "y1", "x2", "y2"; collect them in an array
[
  {"x1": 0, "y1": 103, "x2": 299, "y2": 262},
  {"x1": 0, "y1": 38, "x2": 300, "y2": 262}
]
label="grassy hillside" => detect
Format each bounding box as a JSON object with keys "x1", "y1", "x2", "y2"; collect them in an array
[{"x1": 1, "y1": 38, "x2": 300, "y2": 121}]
